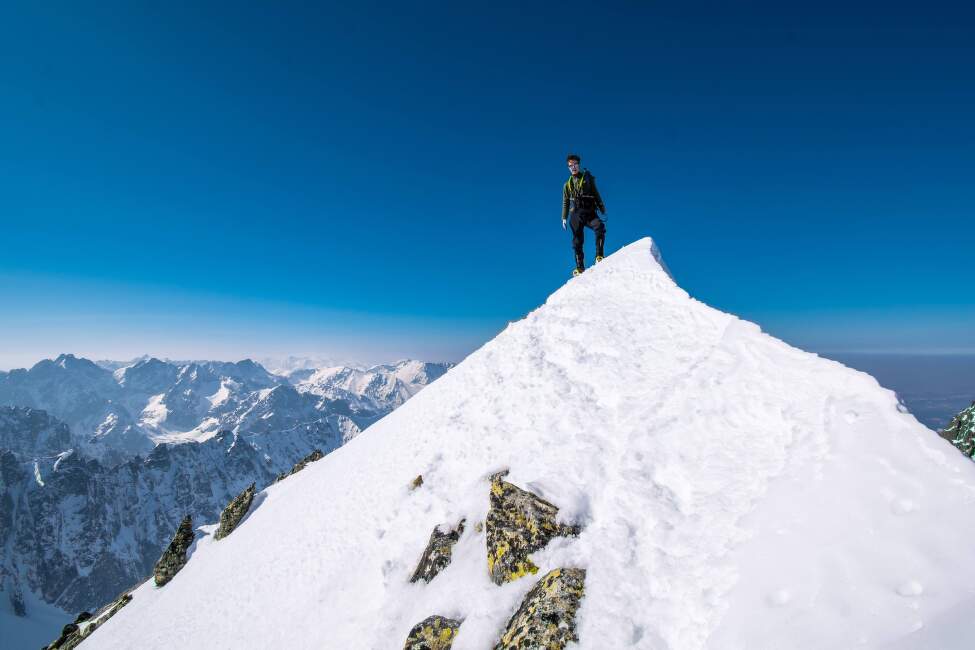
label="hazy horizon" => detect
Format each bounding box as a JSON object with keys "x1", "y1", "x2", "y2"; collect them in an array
[{"x1": 3, "y1": 349, "x2": 972, "y2": 433}]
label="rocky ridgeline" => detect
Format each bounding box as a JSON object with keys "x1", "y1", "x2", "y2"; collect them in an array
[
  {"x1": 403, "y1": 471, "x2": 586, "y2": 649},
  {"x1": 940, "y1": 400, "x2": 975, "y2": 459},
  {"x1": 275, "y1": 449, "x2": 324, "y2": 483}
]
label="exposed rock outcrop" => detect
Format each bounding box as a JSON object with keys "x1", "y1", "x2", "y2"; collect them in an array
[
  {"x1": 940, "y1": 400, "x2": 975, "y2": 458},
  {"x1": 44, "y1": 592, "x2": 132, "y2": 649},
  {"x1": 494, "y1": 568, "x2": 586, "y2": 650},
  {"x1": 486, "y1": 478, "x2": 582, "y2": 585},
  {"x1": 153, "y1": 515, "x2": 195, "y2": 586},
  {"x1": 403, "y1": 615, "x2": 462, "y2": 650},
  {"x1": 410, "y1": 520, "x2": 465, "y2": 583},
  {"x1": 215, "y1": 482, "x2": 256, "y2": 540},
  {"x1": 410, "y1": 474, "x2": 424, "y2": 490},
  {"x1": 274, "y1": 449, "x2": 324, "y2": 483}
]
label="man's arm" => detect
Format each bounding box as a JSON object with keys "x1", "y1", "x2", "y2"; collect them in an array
[
  {"x1": 561, "y1": 182, "x2": 570, "y2": 221},
  {"x1": 591, "y1": 175, "x2": 606, "y2": 214}
]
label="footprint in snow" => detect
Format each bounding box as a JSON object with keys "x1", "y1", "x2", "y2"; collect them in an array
[
  {"x1": 896, "y1": 580, "x2": 924, "y2": 597},
  {"x1": 766, "y1": 588, "x2": 792, "y2": 607},
  {"x1": 890, "y1": 498, "x2": 917, "y2": 516}
]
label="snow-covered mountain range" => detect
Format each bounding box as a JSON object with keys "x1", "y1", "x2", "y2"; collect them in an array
[
  {"x1": 78, "y1": 238, "x2": 975, "y2": 649},
  {"x1": 0, "y1": 356, "x2": 450, "y2": 465},
  {"x1": 0, "y1": 357, "x2": 451, "y2": 647}
]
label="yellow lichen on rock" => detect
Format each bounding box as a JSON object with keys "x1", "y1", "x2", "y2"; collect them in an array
[
  {"x1": 485, "y1": 478, "x2": 582, "y2": 585},
  {"x1": 494, "y1": 568, "x2": 586, "y2": 650},
  {"x1": 410, "y1": 520, "x2": 466, "y2": 584},
  {"x1": 403, "y1": 615, "x2": 462, "y2": 650}
]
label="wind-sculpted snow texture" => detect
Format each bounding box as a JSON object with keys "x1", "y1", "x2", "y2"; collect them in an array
[{"x1": 86, "y1": 238, "x2": 975, "y2": 649}]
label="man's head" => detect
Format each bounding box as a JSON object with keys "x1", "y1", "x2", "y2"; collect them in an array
[{"x1": 566, "y1": 153, "x2": 581, "y2": 175}]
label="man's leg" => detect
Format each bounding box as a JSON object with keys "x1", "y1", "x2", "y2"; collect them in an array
[
  {"x1": 570, "y1": 213, "x2": 586, "y2": 272},
  {"x1": 589, "y1": 217, "x2": 606, "y2": 260}
]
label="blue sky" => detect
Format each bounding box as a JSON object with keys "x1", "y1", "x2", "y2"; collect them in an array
[{"x1": 1, "y1": 1, "x2": 973, "y2": 368}]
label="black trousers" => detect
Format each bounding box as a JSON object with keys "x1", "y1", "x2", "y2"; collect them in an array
[{"x1": 570, "y1": 211, "x2": 606, "y2": 270}]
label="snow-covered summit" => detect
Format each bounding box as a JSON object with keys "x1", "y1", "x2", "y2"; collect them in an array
[{"x1": 87, "y1": 237, "x2": 975, "y2": 649}]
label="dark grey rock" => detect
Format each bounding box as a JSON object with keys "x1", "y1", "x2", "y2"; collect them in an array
[
  {"x1": 403, "y1": 615, "x2": 462, "y2": 650},
  {"x1": 410, "y1": 474, "x2": 424, "y2": 490},
  {"x1": 486, "y1": 478, "x2": 582, "y2": 585},
  {"x1": 215, "y1": 482, "x2": 256, "y2": 540},
  {"x1": 494, "y1": 568, "x2": 586, "y2": 650},
  {"x1": 409, "y1": 520, "x2": 465, "y2": 583},
  {"x1": 44, "y1": 592, "x2": 132, "y2": 649},
  {"x1": 0, "y1": 407, "x2": 74, "y2": 456},
  {"x1": 274, "y1": 449, "x2": 324, "y2": 483},
  {"x1": 940, "y1": 400, "x2": 975, "y2": 459},
  {"x1": 153, "y1": 515, "x2": 194, "y2": 586}
]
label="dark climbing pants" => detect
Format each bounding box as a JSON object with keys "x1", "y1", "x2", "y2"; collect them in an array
[{"x1": 570, "y1": 212, "x2": 605, "y2": 271}]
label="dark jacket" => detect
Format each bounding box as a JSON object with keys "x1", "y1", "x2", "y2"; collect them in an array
[{"x1": 561, "y1": 170, "x2": 606, "y2": 220}]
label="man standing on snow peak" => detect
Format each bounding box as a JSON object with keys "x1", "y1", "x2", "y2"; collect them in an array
[{"x1": 562, "y1": 153, "x2": 606, "y2": 276}]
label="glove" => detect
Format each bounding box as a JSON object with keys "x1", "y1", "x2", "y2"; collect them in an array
[{"x1": 562, "y1": 218, "x2": 567, "y2": 230}]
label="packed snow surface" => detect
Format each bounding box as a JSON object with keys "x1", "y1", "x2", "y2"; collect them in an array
[{"x1": 87, "y1": 238, "x2": 975, "y2": 649}]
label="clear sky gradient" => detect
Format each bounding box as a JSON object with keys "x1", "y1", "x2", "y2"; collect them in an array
[{"x1": 1, "y1": 1, "x2": 973, "y2": 369}]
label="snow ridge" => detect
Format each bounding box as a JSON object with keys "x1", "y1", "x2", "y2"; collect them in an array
[{"x1": 86, "y1": 238, "x2": 975, "y2": 650}]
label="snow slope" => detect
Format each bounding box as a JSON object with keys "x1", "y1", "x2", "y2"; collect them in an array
[{"x1": 85, "y1": 238, "x2": 975, "y2": 649}]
